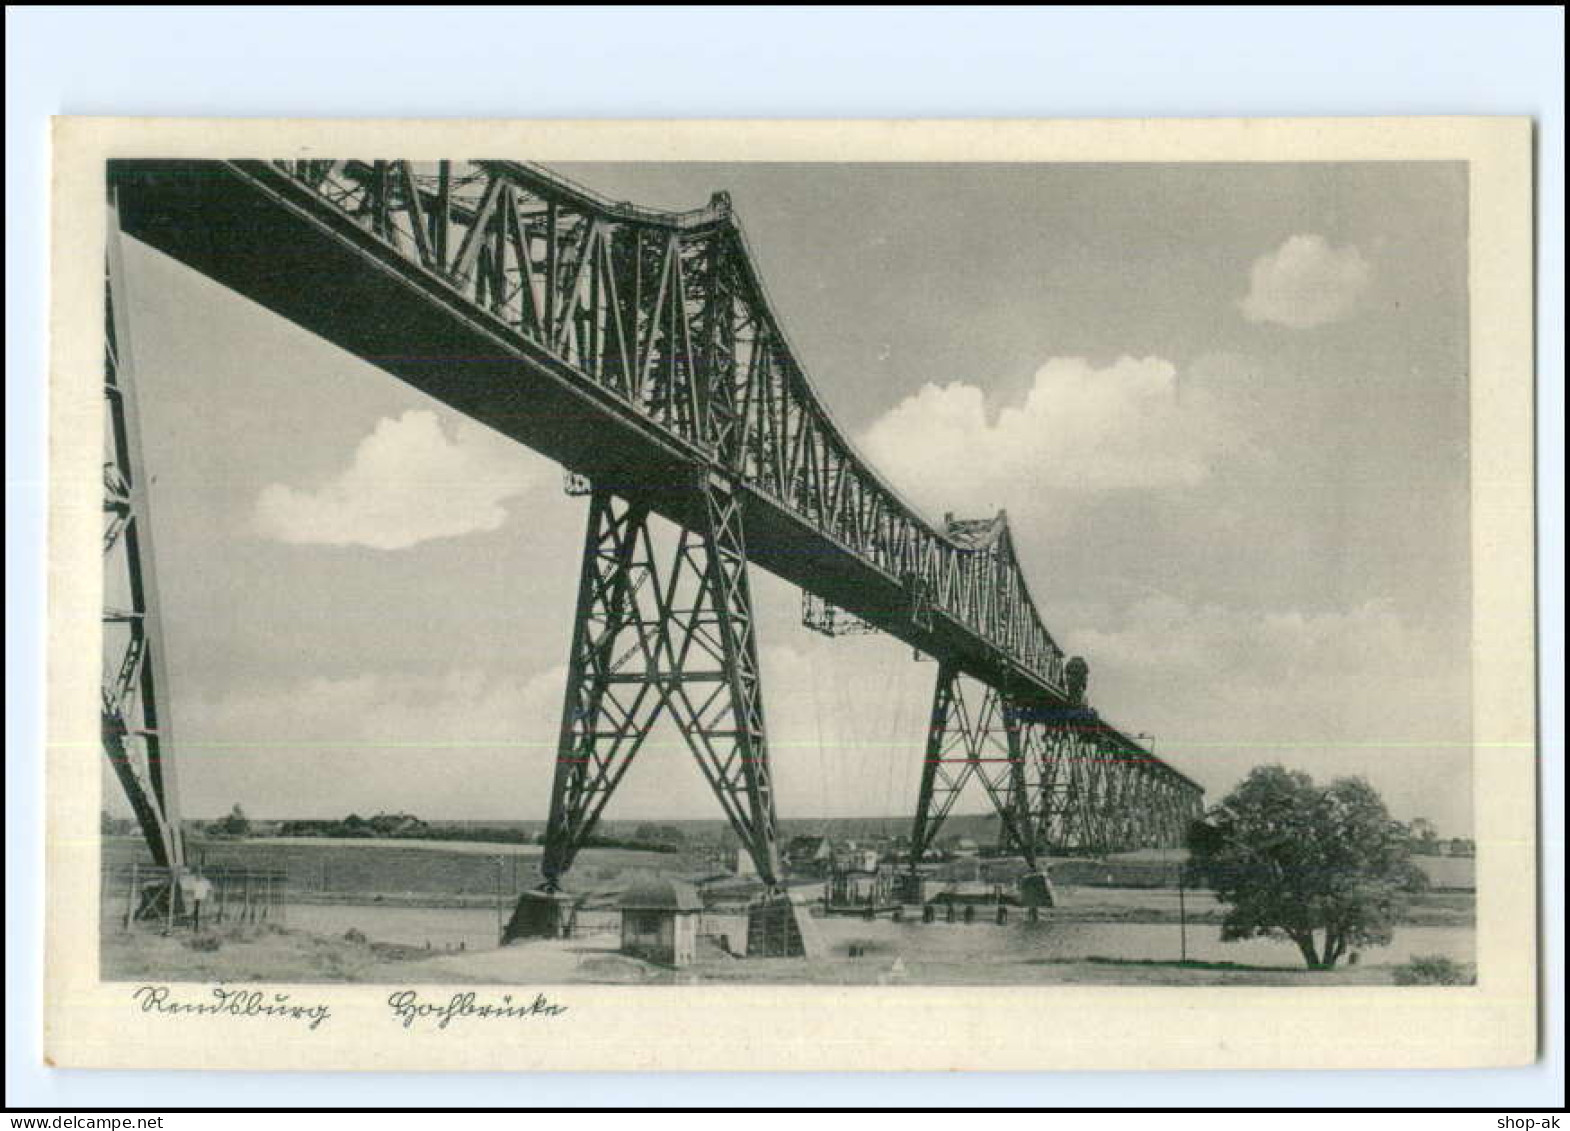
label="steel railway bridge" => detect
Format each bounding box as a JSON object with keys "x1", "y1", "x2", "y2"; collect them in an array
[{"x1": 104, "y1": 159, "x2": 1204, "y2": 950}]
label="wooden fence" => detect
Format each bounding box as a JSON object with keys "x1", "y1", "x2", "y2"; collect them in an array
[{"x1": 104, "y1": 862, "x2": 289, "y2": 932}]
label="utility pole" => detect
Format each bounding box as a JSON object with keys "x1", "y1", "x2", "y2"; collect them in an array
[{"x1": 495, "y1": 855, "x2": 505, "y2": 939}]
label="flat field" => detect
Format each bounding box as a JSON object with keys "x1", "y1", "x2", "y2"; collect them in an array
[
  {"x1": 99, "y1": 836, "x2": 1473, "y2": 926},
  {"x1": 98, "y1": 834, "x2": 1474, "y2": 986},
  {"x1": 101, "y1": 835, "x2": 686, "y2": 906}
]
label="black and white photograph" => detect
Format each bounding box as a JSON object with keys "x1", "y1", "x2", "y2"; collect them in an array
[
  {"x1": 10, "y1": 6, "x2": 1560, "y2": 1115},
  {"x1": 27, "y1": 110, "x2": 1540, "y2": 1085},
  {"x1": 97, "y1": 153, "x2": 1480, "y2": 988}
]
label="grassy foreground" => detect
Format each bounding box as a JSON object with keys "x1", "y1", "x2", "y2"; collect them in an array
[{"x1": 102, "y1": 920, "x2": 1449, "y2": 987}]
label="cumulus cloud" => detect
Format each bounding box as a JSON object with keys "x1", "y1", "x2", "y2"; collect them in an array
[
  {"x1": 1240, "y1": 234, "x2": 1372, "y2": 328},
  {"x1": 858, "y1": 355, "x2": 1237, "y2": 514},
  {"x1": 253, "y1": 410, "x2": 541, "y2": 550}
]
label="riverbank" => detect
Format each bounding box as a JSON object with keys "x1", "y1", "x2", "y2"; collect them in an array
[
  {"x1": 101, "y1": 841, "x2": 1469, "y2": 929},
  {"x1": 1041, "y1": 886, "x2": 1473, "y2": 928},
  {"x1": 268, "y1": 884, "x2": 1472, "y2": 928},
  {"x1": 102, "y1": 837, "x2": 1472, "y2": 927}
]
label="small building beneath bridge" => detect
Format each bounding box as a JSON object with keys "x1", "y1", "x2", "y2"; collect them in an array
[{"x1": 619, "y1": 877, "x2": 702, "y2": 967}]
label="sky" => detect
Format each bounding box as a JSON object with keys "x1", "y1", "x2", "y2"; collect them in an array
[{"x1": 108, "y1": 160, "x2": 1474, "y2": 835}]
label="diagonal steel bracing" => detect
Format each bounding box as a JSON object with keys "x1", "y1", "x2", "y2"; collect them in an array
[
  {"x1": 540, "y1": 492, "x2": 668, "y2": 886},
  {"x1": 541, "y1": 476, "x2": 784, "y2": 890},
  {"x1": 907, "y1": 663, "x2": 977, "y2": 870},
  {"x1": 909, "y1": 669, "x2": 1204, "y2": 870},
  {"x1": 103, "y1": 194, "x2": 185, "y2": 874},
  {"x1": 662, "y1": 476, "x2": 784, "y2": 883},
  {"x1": 908, "y1": 664, "x2": 1041, "y2": 874}
]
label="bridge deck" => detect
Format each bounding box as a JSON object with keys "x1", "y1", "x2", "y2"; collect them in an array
[{"x1": 109, "y1": 158, "x2": 1201, "y2": 796}]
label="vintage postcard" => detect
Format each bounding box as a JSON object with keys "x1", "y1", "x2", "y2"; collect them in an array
[{"x1": 45, "y1": 117, "x2": 1537, "y2": 1071}]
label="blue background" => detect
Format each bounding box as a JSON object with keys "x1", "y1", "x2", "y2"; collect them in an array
[{"x1": 6, "y1": 5, "x2": 1562, "y2": 1111}]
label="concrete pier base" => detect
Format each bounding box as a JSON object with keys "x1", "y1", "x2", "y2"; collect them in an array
[
  {"x1": 893, "y1": 872, "x2": 925, "y2": 904},
  {"x1": 502, "y1": 889, "x2": 578, "y2": 944},
  {"x1": 746, "y1": 894, "x2": 824, "y2": 958}
]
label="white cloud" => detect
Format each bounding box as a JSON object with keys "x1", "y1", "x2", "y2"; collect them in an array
[
  {"x1": 858, "y1": 356, "x2": 1237, "y2": 514},
  {"x1": 1240, "y1": 234, "x2": 1372, "y2": 328},
  {"x1": 253, "y1": 410, "x2": 542, "y2": 549}
]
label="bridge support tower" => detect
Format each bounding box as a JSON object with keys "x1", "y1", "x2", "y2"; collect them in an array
[
  {"x1": 905, "y1": 662, "x2": 1055, "y2": 908},
  {"x1": 506, "y1": 478, "x2": 816, "y2": 956},
  {"x1": 103, "y1": 193, "x2": 187, "y2": 913},
  {"x1": 905, "y1": 660, "x2": 1204, "y2": 903}
]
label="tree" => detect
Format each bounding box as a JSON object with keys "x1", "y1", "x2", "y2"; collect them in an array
[
  {"x1": 632, "y1": 823, "x2": 686, "y2": 848},
  {"x1": 1406, "y1": 817, "x2": 1440, "y2": 855},
  {"x1": 1187, "y1": 765, "x2": 1425, "y2": 969},
  {"x1": 214, "y1": 803, "x2": 251, "y2": 837}
]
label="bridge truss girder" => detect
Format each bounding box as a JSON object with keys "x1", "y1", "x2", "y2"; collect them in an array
[
  {"x1": 105, "y1": 158, "x2": 1208, "y2": 892},
  {"x1": 252, "y1": 159, "x2": 1080, "y2": 700}
]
